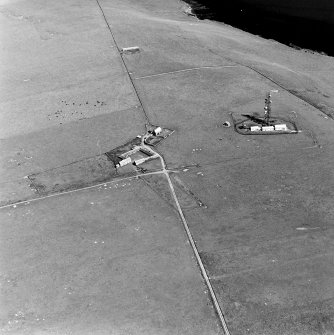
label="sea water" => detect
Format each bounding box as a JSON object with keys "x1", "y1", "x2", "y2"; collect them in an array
[{"x1": 184, "y1": 0, "x2": 333, "y2": 56}]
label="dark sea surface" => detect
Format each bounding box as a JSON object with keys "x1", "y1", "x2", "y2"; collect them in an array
[{"x1": 184, "y1": 0, "x2": 333, "y2": 56}]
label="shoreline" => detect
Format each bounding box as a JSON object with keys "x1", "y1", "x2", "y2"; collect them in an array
[{"x1": 183, "y1": 0, "x2": 334, "y2": 56}]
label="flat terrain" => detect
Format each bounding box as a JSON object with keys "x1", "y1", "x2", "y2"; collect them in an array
[{"x1": 1, "y1": 0, "x2": 334, "y2": 334}]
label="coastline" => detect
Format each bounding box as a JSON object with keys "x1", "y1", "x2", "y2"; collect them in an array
[{"x1": 183, "y1": 0, "x2": 334, "y2": 56}]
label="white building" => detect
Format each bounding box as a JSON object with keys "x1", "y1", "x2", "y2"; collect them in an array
[
  {"x1": 153, "y1": 127, "x2": 162, "y2": 136},
  {"x1": 262, "y1": 126, "x2": 275, "y2": 132},
  {"x1": 250, "y1": 126, "x2": 262, "y2": 132},
  {"x1": 274, "y1": 124, "x2": 288, "y2": 131},
  {"x1": 134, "y1": 158, "x2": 147, "y2": 166},
  {"x1": 117, "y1": 157, "x2": 131, "y2": 167}
]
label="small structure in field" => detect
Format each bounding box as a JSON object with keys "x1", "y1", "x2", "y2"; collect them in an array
[
  {"x1": 153, "y1": 127, "x2": 162, "y2": 136},
  {"x1": 145, "y1": 125, "x2": 174, "y2": 146},
  {"x1": 275, "y1": 124, "x2": 288, "y2": 131},
  {"x1": 262, "y1": 126, "x2": 275, "y2": 132},
  {"x1": 121, "y1": 46, "x2": 140, "y2": 54},
  {"x1": 116, "y1": 157, "x2": 132, "y2": 168},
  {"x1": 250, "y1": 125, "x2": 262, "y2": 132}
]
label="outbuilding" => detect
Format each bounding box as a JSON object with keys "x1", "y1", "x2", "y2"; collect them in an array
[
  {"x1": 250, "y1": 126, "x2": 262, "y2": 132},
  {"x1": 274, "y1": 124, "x2": 288, "y2": 131},
  {"x1": 117, "y1": 157, "x2": 131, "y2": 167},
  {"x1": 133, "y1": 158, "x2": 147, "y2": 166},
  {"x1": 153, "y1": 127, "x2": 162, "y2": 136},
  {"x1": 262, "y1": 126, "x2": 275, "y2": 132}
]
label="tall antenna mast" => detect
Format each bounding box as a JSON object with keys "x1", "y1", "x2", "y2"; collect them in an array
[{"x1": 264, "y1": 90, "x2": 278, "y2": 125}]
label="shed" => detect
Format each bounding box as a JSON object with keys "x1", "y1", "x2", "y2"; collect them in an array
[
  {"x1": 250, "y1": 126, "x2": 262, "y2": 132},
  {"x1": 274, "y1": 124, "x2": 288, "y2": 131},
  {"x1": 153, "y1": 127, "x2": 162, "y2": 136},
  {"x1": 118, "y1": 157, "x2": 131, "y2": 167},
  {"x1": 133, "y1": 158, "x2": 147, "y2": 166}
]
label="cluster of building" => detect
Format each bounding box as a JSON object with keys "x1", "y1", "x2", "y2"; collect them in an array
[
  {"x1": 115, "y1": 126, "x2": 164, "y2": 168},
  {"x1": 116, "y1": 145, "x2": 159, "y2": 168},
  {"x1": 250, "y1": 124, "x2": 288, "y2": 132}
]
